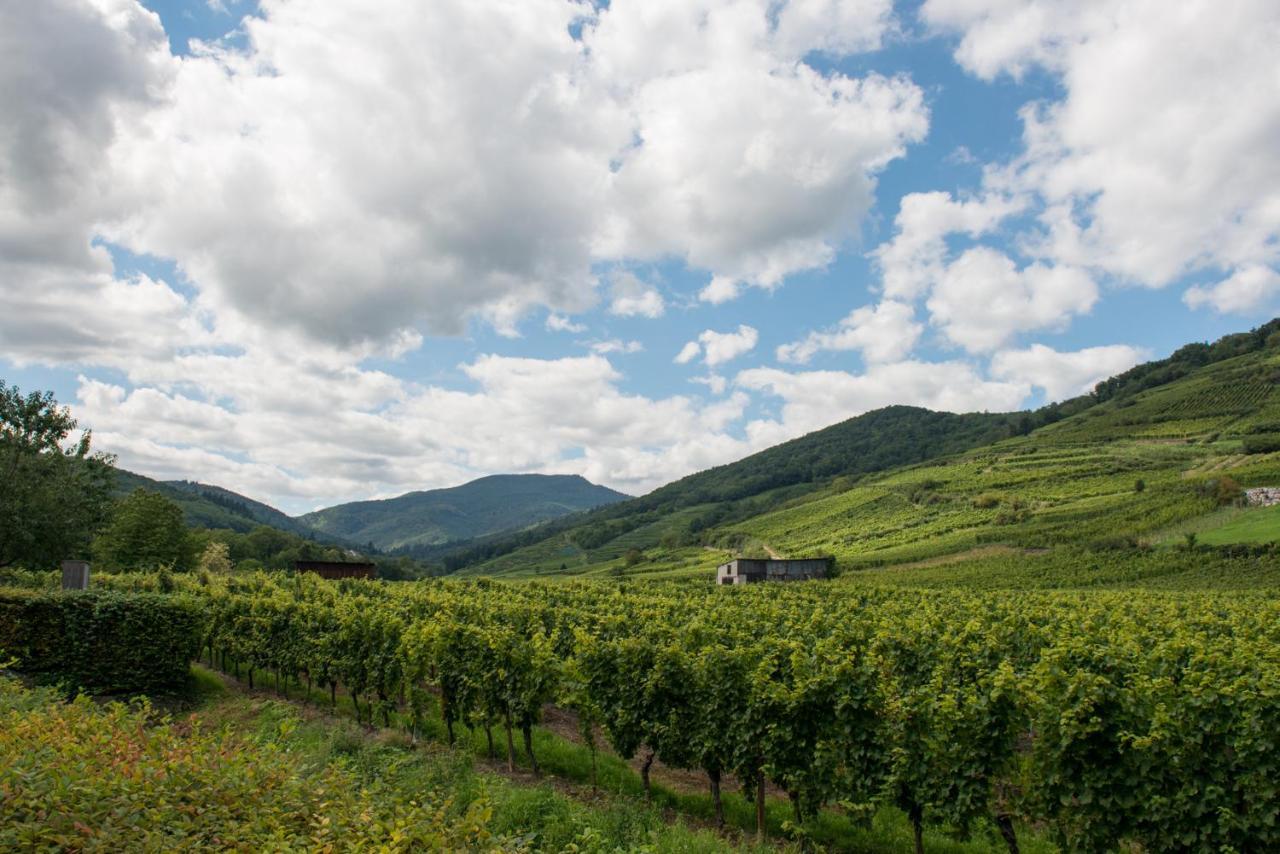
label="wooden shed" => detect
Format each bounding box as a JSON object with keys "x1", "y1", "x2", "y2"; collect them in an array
[
  {"x1": 294, "y1": 559, "x2": 376, "y2": 580},
  {"x1": 716, "y1": 557, "x2": 830, "y2": 585}
]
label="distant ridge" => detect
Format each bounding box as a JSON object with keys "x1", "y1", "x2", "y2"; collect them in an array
[
  {"x1": 451, "y1": 316, "x2": 1280, "y2": 577},
  {"x1": 112, "y1": 469, "x2": 321, "y2": 538},
  {"x1": 299, "y1": 473, "x2": 628, "y2": 551}
]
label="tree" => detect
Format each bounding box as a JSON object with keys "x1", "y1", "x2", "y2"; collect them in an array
[
  {"x1": 197, "y1": 541, "x2": 233, "y2": 575},
  {"x1": 0, "y1": 382, "x2": 116, "y2": 568},
  {"x1": 94, "y1": 488, "x2": 192, "y2": 570}
]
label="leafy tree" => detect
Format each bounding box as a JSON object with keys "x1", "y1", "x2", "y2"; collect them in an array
[
  {"x1": 197, "y1": 541, "x2": 233, "y2": 575},
  {"x1": 0, "y1": 382, "x2": 116, "y2": 568},
  {"x1": 94, "y1": 488, "x2": 193, "y2": 570}
]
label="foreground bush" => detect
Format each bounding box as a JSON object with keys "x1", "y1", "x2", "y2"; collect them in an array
[
  {"x1": 0, "y1": 677, "x2": 508, "y2": 852},
  {"x1": 0, "y1": 587, "x2": 202, "y2": 693}
]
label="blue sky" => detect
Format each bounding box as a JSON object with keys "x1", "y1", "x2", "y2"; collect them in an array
[{"x1": 1, "y1": 0, "x2": 1275, "y2": 512}]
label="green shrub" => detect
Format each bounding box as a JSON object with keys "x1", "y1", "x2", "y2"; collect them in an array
[
  {"x1": 1242, "y1": 433, "x2": 1280, "y2": 454},
  {"x1": 0, "y1": 588, "x2": 203, "y2": 694},
  {"x1": 972, "y1": 494, "x2": 1001, "y2": 509},
  {"x1": 1195, "y1": 475, "x2": 1244, "y2": 506},
  {"x1": 0, "y1": 678, "x2": 503, "y2": 852}
]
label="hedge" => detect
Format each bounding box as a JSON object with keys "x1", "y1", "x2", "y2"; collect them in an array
[{"x1": 0, "y1": 588, "x2": 203, "y2": 694}]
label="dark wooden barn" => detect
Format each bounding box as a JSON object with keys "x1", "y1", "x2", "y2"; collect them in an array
[
  {"x1": 716, "y1": 557, "x2": 830, "y2": 585},
  {"x1": 294, "y1": 559, "x2": 377, "y2": 580}
]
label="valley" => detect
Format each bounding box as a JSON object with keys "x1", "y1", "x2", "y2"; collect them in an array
[{"x1": 4, "y1": 322, "x2": 1280, "y2": 854}]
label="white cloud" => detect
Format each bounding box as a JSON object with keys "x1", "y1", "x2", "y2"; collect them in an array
[
  {"x1": 7, "y1": 0, "x2": 1219, "y2": 519},
  {"x1": 772, "y1": 0, "x2": 896, "y2": 58},
  {"x1": 691, "y1": 374, "x2": 729, "y2": 395},
  {"x1": 702, "y1": 326, "x2": 760, "y2": 366},
  {"x1": 587, "y1": 339, "x2": 644, "y2": 355},
  {"x1": 587, "y1": 1, "x2": 928, "y2": 303},
  {"x1": 0, "y1": 270, "x2": 208, "y2": 368},
  {"x1": 606, "y1": 63, "x2": 927, "y2": 303},
  {"x1": 990, "y1": 343, "x2": 1148, "y2": 401},
  {"x1": 874, "y1": 191, "x2": 1025, "y2": 301},
  {"x1": 925, "y1": 0, "x2": 1280, "y2": 291},
  {"x1": 0, "y1": 0, "x2": 931, "y2": 359},
  {"x1": 926, "y1": 247, "x2": 1097, "y2": 353},
  {"x1": 607, "y1": 272, "x2": 665, "y2": 318},
  {"x1": 777, "y1": 300, "x2": 921, "y2": 364},
  {"x1": 677, "y1": 325, "x2": 760, "y2": 367},
  {"x1": 1184, "y1": 266, "x2": 1280, "y2": 314},
  {"x1": 699, "y1": 275, "x2": 742, "y2": 304},
  {"x1": 737, "y1": 360, "x2": 1029, "y2": 440},
  {"x1": 674, "y1": 341, "x2": 702, "y2": 364},
  {"x1": 546, "y1": 313, "x2": 587, "y2": 333},
  {"x1": 72, "y1": 351, "x2": 767, "y2": 510}
]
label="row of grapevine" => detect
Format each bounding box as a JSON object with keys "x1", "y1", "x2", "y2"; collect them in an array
[{"x1": 100, "y1": 571, "x2": 1280, "y2": 852}]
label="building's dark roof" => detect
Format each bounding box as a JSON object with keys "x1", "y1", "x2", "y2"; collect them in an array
[{"x1": 720, "y1": 557, "x2": 832, "y2": 567}]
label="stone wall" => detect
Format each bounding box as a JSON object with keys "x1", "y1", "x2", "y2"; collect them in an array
[{"x1": 1244, "y1": 487, "x2": 1280, "y2": 507}]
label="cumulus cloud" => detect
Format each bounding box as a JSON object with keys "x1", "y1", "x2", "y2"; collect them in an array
[
  {"x1": 737, "y1": 360, "x2": 1029, "y2": 441},
  {"x1": 603, "y1": 60, "x2": 928, "y2": 302},
  {"x1": 927, "y1": 247, "x2": 1097, "y2": 353},
  {"x1": 0, "y1": 270, "x2": 207, "y2": 368},
  {"x1": 1, "y1": 0, "x2": 931, "y2": 358},
  {"x1": 924, "y1": 0, "x2": 1280, "y2": 291},
  {"x1": 607, "y1": 272, "x2": 665, "y2": 318},
  {"x1": 1184, "y1": 266, "x2": 1280, "y2": 314},
  {"x1": 874, "y1": 191, "x2": 1024, "y2": 300},
  {"x1": 71, "y1": 351, "x2": 767, "y2": 510},
  {"x1": 587, "y1": 339, "x2": 644, "y2": 355},
  {"x1": 676, "y1": 325, "x2": 760, "y2": 367},
  {"x1": 674, "y1": 341, "x2": 703, "y2": 365},
  {"x1": 990, "y1": 343, "x2": 1148, "y2": 401},
  {"x1": 777, "y1": 300, "x2": 921, "y2": 364},
  {"x1": 545, "y1": 313, "x2": 587, "y2": 333},
  {"x1": 691, "y1": 374, "x2": 729, "y2": 395}
]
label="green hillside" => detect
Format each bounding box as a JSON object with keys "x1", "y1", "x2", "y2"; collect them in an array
[
  {"x1": 453, "y1": 406, "x2": 1049, "y2": 575},
  {"x1": 112, "y1": 470, "x2": 318, "y2": 538},
  {"x1": 466, "y1": 321, "x2": 1280, "y2": 579},
  {"x1": 299, "y1": 473, "x2": 628, "y2": 551}
]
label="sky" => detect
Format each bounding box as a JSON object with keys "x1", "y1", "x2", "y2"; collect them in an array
[{"x1": 1, "y1": 0, "x2": 1277, "y2": 515}]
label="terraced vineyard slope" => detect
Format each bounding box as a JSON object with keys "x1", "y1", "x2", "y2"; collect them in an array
[{"x1": 466, "y1": 323, "x2": 1280, "y2": 579}]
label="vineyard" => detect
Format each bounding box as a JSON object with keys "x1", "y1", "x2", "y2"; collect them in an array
[
  {"x1": 5, "y1": 333, "x2": 1280, "y2": 852},
  {"x1": 6, "y1": 568, "x2": 1269, "y2": 853},
  {"x1": 461, "y1": 348, "x2": 1280, "y2": 581}
]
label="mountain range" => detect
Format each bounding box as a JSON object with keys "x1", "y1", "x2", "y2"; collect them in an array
[
  {"x1": 115, "y1": 318, "x2": 1280, "y2": 574},
  {"x1": 113, "y1": 469, "x2": 628, "y2": 554},
  {"x1": 298, "y1": 474, "x2": 627, "y2": 551},
  {"x1": 445, "y1": 318, "x2": 1280, "y2": 577}
]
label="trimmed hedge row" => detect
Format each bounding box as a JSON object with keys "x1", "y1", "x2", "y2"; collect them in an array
[{"x1": 0, "y1": 588, "x2": 202, "y2": 694}]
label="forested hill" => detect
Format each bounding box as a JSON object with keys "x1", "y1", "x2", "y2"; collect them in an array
[
  {"x1": 299, "y1": 474, "x2": 628, "y2": 551},
  {"x1": 450, "y1": 317, "x2": 1280, "y2": 576},
  {"x1": 439, "y1": 405, "x2": 1044, "y2": 571},
  {"x1": 112, "y1": 470, "x2": 319, "y2": 538}
]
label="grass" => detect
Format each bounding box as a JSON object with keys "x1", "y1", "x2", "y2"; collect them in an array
[
  {"x1": 193, "y1": 660, "x2": 1059, "y2": 852},
  {"x1": 1195, "y1": 502, "x2": 1280, "y2": 545},
  {"x1": 188, "y1": 665, "x2": 761, "y2": 853}
]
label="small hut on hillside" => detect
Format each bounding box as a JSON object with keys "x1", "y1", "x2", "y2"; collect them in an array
[{"x1": 716, "y1": 557, "x2": 830, "y2": 585}]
